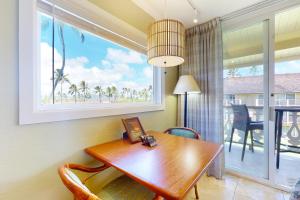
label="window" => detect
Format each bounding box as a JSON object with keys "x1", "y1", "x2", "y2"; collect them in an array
[
  {"x1": 39, "y1": 13, "x2": 153, "y2": 106},
  {"x1": 286, "y1": 93, "x2": 296, "y2": 106},
  {"x1": 225, "y1": 94, "x2": 235, "y2": 101},
  {"x1": 224, "y1": 94, "x2": 236, "y2": 105},
  {"x1": 258, "y1": 94, "x2": 264, "y2": 99},
  {"x1": 19, "y1": 0, "x2": 164, "y2": 124},
  {"x1": 286, "y1": 93, "x2": 295, "y2": 100}
]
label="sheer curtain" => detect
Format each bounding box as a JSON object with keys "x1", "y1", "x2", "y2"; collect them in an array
[{"x1": 179, "y1": 18, "x2": 224, "y2": 178}]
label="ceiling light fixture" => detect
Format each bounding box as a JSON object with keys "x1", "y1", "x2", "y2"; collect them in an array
[
  {"x1": 147, "y1": 0, "x2": 185, "y2": 67},
  {"x1": 187, "y1": 0, "x2": 199, "y2": 24},
  {"x1": 193, "y1": 9, "x2": 198, "y2": 24}
]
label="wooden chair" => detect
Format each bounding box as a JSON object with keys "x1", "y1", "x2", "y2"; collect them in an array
[
  {"x1": 164, "y1": 127, "x2": 201, "y2": 199},
  {"x1": 58, "y1": 163, "x2": 155, "y2": 200},
  {"x1": 229, "y1": 104, "x2": 264, "y2": 161}
]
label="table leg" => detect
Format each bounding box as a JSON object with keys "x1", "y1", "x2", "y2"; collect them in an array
[
  {"x1": 194, "y1": 184, "x2": 199, "y2": 199},
  {"x1": 275, "y1": 111, "x2": 278, "y2": 148},
  {"x1": 276, "y1": 111, "x2": 283, "y2": 169},
  {"x1": 153, "y1": 194, "x2": 164, "y2": 200}
]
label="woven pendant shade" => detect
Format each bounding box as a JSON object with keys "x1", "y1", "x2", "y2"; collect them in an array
[{"x1": 147, "y1": 19, "x2": 185, "y2": 67}]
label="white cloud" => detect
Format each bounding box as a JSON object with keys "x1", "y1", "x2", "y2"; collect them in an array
[
  {"x1": 121, "y1": 81, "x2": 138, "y2": 89},
  {"x1": 119, "y1": 81, "x2": 150, "y2": 91},
  {"x1": 143, "y1": 66, "x2": 153, "y2": 79},
  {"x1": 40, "y1": 42, "x2": 61, "y2": 97},
  {"x1": 105, "y1": 48, "x2": 144, "y2": 64}
]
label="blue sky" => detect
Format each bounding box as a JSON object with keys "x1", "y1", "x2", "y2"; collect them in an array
[{"x1": 39, "y1": 13, "x2": 152, "y2": 95}]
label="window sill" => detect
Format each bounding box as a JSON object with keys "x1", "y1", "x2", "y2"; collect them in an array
[{"x1": 19, "y1": 103, "x2": 165, "y2": 125}]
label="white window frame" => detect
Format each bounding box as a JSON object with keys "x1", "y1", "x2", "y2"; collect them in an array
[{"x1": 19, "y1": 0, "x2": 165, "y2": 125}]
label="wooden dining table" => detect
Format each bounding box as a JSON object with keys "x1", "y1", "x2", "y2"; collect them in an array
[{"x1": 85, "y1": 130, "x2": 223, "y2": 200}]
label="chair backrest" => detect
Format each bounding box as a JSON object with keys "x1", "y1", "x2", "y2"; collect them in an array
[
  {"x1": 164, "y1": 127, "x2": 200, "y2": 139},
  {"x1": 58, "y1": 164, "x2": 108, "y2": 200},
  {"x1": 231, "y1": 104, "x2": 250, "y2": 131}
]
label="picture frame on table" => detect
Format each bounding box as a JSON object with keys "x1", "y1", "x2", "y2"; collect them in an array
[{"x1": 122, "y1": 117, "x2": 145, "y2": 143}]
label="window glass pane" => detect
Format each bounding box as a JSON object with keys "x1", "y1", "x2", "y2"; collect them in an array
[
  {"x1": 39, "y1": 13, "x2": 54, "y2": 104},
  {"x1": 223, "y1": 22, "x2": 267, "y2": 179},
  {"x1": 39, "y1": 12, "x2": 153, "y2": 105}
]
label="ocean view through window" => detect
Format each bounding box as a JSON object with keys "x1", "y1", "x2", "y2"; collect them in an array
[{"x1": 39, "y1": 13, "x2": 153, "y2": 106}]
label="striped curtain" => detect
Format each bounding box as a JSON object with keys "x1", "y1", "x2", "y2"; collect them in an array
[{"x1": 179, "y1": 18, "x2": 224, "y2": 178}]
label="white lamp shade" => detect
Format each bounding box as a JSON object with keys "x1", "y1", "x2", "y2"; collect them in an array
[
  {"x1": 148, "y1": 56, "x2": 184, "y2": 68},
  {"x1": 173, "y1": 75, "x2": 201, "y2": 94}
]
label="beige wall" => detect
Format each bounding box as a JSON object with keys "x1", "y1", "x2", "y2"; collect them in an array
[{"x1": 0, "y1": 0, "x2": 178, "y2": 199}]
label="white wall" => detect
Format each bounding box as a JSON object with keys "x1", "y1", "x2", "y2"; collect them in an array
[{"x1": 0, "y1": 0, "x2": 178, "y2": 199}]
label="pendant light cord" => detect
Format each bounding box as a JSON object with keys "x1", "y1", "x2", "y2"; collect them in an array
[{"x1": 164, "y1": 0, "x2": 167, "y2": 19}]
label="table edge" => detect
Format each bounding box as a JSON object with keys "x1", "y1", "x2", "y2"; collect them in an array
[{"x1": 85, "y1": 140, "x2": 224, "y2": 200}]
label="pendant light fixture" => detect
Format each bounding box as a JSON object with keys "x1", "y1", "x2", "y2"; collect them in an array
[{"x1": 147, "y1": 0, "x2": 185, "y2": 67}]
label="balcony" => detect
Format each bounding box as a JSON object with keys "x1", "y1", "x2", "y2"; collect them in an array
[{"x1": 224, "y1": 105, "x2": 300, "y2": 187}]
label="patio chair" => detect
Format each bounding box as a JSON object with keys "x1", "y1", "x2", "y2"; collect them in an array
[{"x1": 229, "y1": 104, "x2": 264, "y2": 161}]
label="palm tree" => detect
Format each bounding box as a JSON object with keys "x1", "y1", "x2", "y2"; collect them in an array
[
  {"x1": 94, "y1": 86, "x2": 104, "y2": 103},
  {"x1": 111, "y1": 86, "x2": 118, "y2": 102},
  {"x1": 121, "y1": 88, "x2": 126, "y2": 99},
  {"x1": 124, "y1": 88, "x2": 130, "y2": 100},
  {"x1": 48, "y1": 22, "x2": 85, "y2": 96},
  {"x1": 79, "y1": 81, "x2": 90, "y2": 102},
  {"x1": 148, "y1": 85, "x2": 153, "y2": 100},
  {"x1": 227, "y1": 68, "x2": 240, "y2": 77},
  {"x1": 132, "y1": 89, "x2": 137, "y2": 101},
  {"x1": 128, "y1": 88, "x2": 134, "y2": 101},
  {"x1": 106, "y1": 87, "x2": 113, "y2": 103},
  {"x1": 53, "y1": 69, "x2": 70, "y2": 103},
  {"x1": 69, "y1": 84, "x2": 78, "y2": 103},
  {"x1": 140, "y1": 88, "x2": 149, "y2": 101}
]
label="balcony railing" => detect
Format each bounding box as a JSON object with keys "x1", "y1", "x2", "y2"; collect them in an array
[
  {"x1": 224, "y1": 99, "x2": 242, "y2": 106},
  {"x1": 224, "y1": 105, "x2": 300, "y2": 151},
  {"x1": 256, "y1": 99, "x2": 298, "y2": 106},
  {"x1": 275, "y1": 99, "x2": 296, "y2": 106}
]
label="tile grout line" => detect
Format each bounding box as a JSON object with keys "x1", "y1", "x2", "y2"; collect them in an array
[{"x1": 232, "y1": 177, "x2": 241, "y2": 200}]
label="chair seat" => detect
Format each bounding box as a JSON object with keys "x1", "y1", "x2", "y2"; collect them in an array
[{"x1": 97, "y1": 175, "x2": 155, "y2": 200}]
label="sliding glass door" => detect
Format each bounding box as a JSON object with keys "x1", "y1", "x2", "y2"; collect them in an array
[
  {"x1": 273, "y1": 5, "x2": 300, "y2": 188},
  {"x1": 222, "y1": 3, "x2": 300, "y2": 189},
  {"x1": 223, "y1": 21, "x2": 269, "y2": 179}
]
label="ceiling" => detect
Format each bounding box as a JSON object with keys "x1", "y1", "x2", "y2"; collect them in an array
[
  {"x1": 88, "y1": 0, "x2": 155, "y2": 33},
  {"x1": 89, "y1": 0, "x2": 266, "y2": 32},
  {"x1": 223, "y1": 6, "x2": 300, "y2": 69},
  {"x1": 132, "y1": 0, "x2": 265, "y2": 28}
]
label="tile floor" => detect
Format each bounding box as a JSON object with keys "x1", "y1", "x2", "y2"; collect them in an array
[
  {"x1": 225, "y1": 142, "x2": 300, "y2": 187},
  {"x1": 184, "y1": 174, "x2": 290, "y2": 200}
]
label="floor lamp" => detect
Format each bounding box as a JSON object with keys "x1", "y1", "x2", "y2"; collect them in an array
[{"x1": 173, "y1": 75, "x2": 201, "y2": 127}]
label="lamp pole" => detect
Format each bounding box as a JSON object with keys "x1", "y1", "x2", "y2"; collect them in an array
[
  {"x1": 184, "y1": 92, "x2": 188, "y2": 127},
  {"x1": 173, "y1": 75, "x2": 200, "y2": 128}
]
